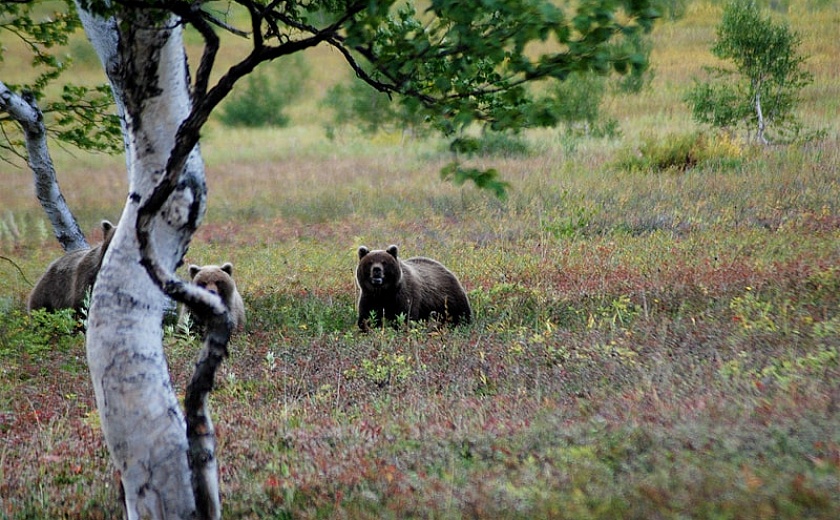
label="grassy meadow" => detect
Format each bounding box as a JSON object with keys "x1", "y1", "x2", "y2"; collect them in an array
[{"x1": 2, "y1": 1, "x2": 840, "y2": 518}]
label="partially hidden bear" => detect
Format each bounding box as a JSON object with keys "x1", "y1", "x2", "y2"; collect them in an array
[
  {"x1": 183, "y1": 262, "x2": 247, "y2": 332},
  {"x1": 27, "y1": 219, "x2": 117, "y2": 313},
  {"x1": 355, "y1": 245, "x2": 471, "y2": 331}
]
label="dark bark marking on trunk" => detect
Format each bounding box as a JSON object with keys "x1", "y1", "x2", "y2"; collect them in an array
[
  {"x1": 118, "y1": 13, "x2": 170, "y2": 134},
  {"x1": 180, "y1": 176, "x2": 206, "y2": 232}
]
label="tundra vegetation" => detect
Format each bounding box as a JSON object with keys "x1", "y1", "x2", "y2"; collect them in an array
[
  {"x1": 4, "y1": 0, "x2": 658, "y2": 515},
  {"x1": 1, "y1": 0, "x2": 839, "y2": 518}
]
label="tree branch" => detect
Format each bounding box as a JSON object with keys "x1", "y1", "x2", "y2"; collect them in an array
[
  {"x1": 184, "y1": 311, "x2": 231, "y2": 520},
  {"x1": 233, "y1": 0, "x2": 264, "y2": 49},
  {"x1": 0, "y1": 254, "x2": 34, "y2": 287},
  {"x1": 171, "y1": 3, "x2": 220, "y2": 100}
]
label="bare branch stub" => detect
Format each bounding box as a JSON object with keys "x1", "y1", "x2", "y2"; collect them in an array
[{"x1": 184, "y1": 311, "x2": 231, "y2": 520}]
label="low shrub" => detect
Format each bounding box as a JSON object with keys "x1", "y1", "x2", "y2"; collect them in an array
[
  {"x1": 615, "y1": 131, "x2": 745, "y2": 172},
  {"x1": 218, "y1": 56, "x2": 309, "y2": 128}
]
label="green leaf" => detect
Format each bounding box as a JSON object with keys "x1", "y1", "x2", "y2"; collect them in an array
[{"x1": 440, "y1": 161, "x2": 510, "y2": 199}]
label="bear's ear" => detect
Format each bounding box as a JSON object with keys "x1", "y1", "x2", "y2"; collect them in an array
[
  {"x1": 358, "y1": 246, "x2": 370, "y2": 259},
  {"x1": 386, "y1": 245, "x2": 399, "y2": 258},
  {"x1": 188, "y1": 265, "x2": 201, "y2": 279},
  {"x1": 221, "y1": 262, "x2": 234, "y2": 276}
]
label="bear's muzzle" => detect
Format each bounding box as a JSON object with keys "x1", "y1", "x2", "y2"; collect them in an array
[{"x1": 371, "y1": 265, "x2": 384, "y2": 285}]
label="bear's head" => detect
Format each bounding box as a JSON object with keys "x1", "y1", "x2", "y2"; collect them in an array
[
  {"x1": 188, "y1": 262, "x2": 238, "y2": 302},
  {"x1": 357, "y1": 245, "x2": 402, "y2": 291}
]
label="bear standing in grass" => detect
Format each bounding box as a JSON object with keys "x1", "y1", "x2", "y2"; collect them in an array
[
  {"x1": 28, "y1": 219, "x2": 117, "y2": 313},
  {"x1": 355, "y1": 245, "x2": 471, "y2": 331},
  {"x1": 184, "y1": 262, "x2": 247, "y2": 332}
]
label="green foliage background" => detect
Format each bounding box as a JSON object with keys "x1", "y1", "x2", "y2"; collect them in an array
[{"x1": 219, "y1": 56, "x2": 310, "y2": 128}]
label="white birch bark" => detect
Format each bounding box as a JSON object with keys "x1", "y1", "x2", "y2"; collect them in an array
[
  {"x1": 0, "y1": 82, "x2": 87, "y2": 251},
  {"x1": 754, "y1": 88, "x2": 767, "y2": 145},
  {"x1": 77, "y1": 4, "x2": 212, "y2": 518}
]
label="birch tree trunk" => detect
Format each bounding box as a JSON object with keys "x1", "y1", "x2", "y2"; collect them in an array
[
  {"x1": 754, "y1": 80, "x2": 768, "y2": 145},
  {"x1": 77, "y1": 5, "x2": 212, "y2": 518},
  {"x1": 0, "y1": 82, "x2": 87, "y2": 252}
]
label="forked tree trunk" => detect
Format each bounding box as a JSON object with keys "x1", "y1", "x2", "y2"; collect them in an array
[{"x1": 77, "y1": 5, "x2": 214, "y2": 519}]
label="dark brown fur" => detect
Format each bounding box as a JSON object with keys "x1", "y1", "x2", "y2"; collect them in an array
[
  {"x1": 27, "y1": 220, "x2": 117, "y2": 313},
  {"x1": 356, "y1": 245, "x2": 471, "y2": 331}
]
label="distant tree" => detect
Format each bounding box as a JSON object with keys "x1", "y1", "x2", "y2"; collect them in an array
[
  {"x1": 323, "y1": 78, "x2": 431, "y2": 138},
  {"x1": 545, "y1": 71, "x2": 609, "y2": 136},
  {"x1": 685, "y1": 0, "x2": 812, "y2": 144},
  {"x1": 3, "y1": 0, "x2": 659, "y2": 516},
  {"x1": 219, "y1": 55, "x2": 309, "y2": 128}
]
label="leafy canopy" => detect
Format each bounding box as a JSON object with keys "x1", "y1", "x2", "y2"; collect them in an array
[
  {"x1": 340, "y1": 0, "x2": 656, "y2": 132},
  {"x1": 13, "y1": 0, "x2": 659, "y2": 193},
  {"x1": 0, "y1": 0, "x2": 121, "y2": 157}
]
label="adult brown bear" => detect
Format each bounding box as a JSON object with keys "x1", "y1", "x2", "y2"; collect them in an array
[
  {"x1": 27, "y1": 220, "x2": 116, "y2": 313},
  {"x1": 355, "y1": 245, "x2": 471, "y2": 331}
]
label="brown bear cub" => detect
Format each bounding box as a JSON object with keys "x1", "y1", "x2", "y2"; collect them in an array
[
  {"x1": 356, "y1": 245, "x2": 471, "y2": 331},
  {"x1": 28, "y1": 220, "x2": 117, "y2": 313},
  {"x1": 183, "y1": 263, "x2": 246, "y2": 332}
]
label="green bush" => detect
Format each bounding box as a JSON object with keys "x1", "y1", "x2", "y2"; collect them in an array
[
  {"x1": 615, "y1": 131, "x2": 745, "y2": 173},
  {"x1": 0, "y1": 308, "x2": 80, "y2": 359},
  {"x1": 322, "y1": 78, "x2": 429, "y2": 138},
  {"x1": 544, "y1": 71, "x2": 609, "y2": 136},
  {"x1": 218, "y1": 56, "x2": 308, "y2": 128}
]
